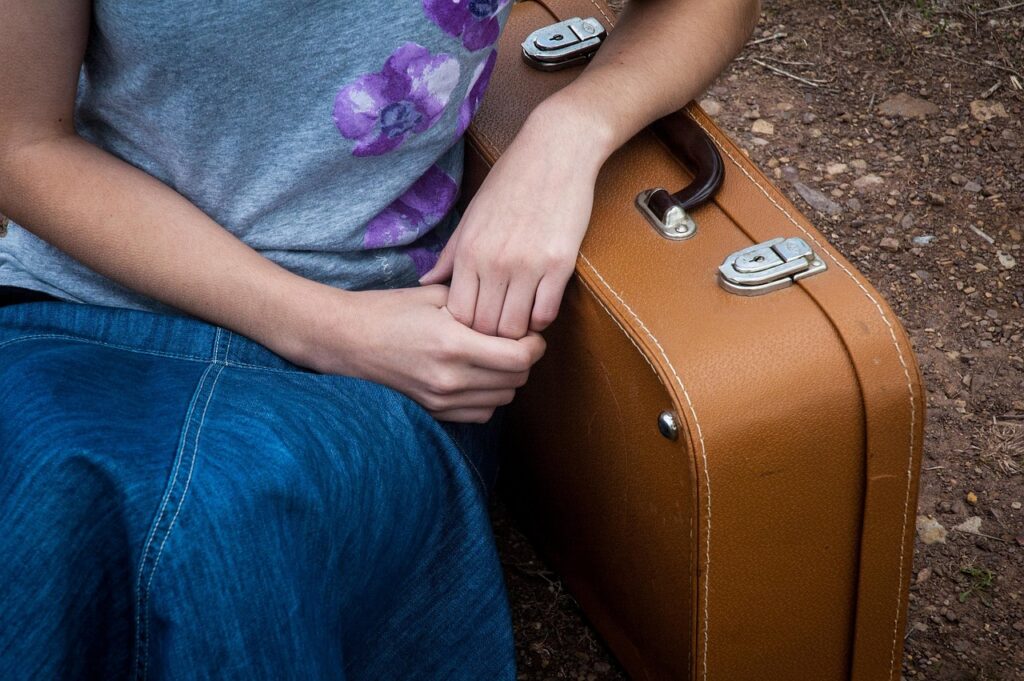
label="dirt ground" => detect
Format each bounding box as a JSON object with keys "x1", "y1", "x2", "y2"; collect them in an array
[{"x1": 491, "y1": 1, "x2": 1023, "y2": 679}]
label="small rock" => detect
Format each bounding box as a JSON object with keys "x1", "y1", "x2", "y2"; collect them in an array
[
  {"x1": 949, "y1": 173, "x2": 967, "y2": 186},
  {"x1": 880, "y1": 237, "x2": 901, "y2": 252},
  {"x1": 801, "y1": 112, "x2": 817, "y2": 125},
  {"x1": 912, "y1": 235, "x2": 936, "y2": 246},
  {"x1": 969, "y1": 99, "x2": 1009, "y2": 122},
  {"x1": 998, "y1": 252, "x2": 1017, "y2": 270},
  {"x1": 826, "y1": 162, "x2": 848, "y2": 175},
  {"x1": 751, "y1": 119, "x2": 775, "y2": 135},
  {"x1": 901, "y1": 214, "x2": 916, "y2": 230},
  {"x1": 854, "y1": 174, "x2": 884, "y2": 190},
  {"x1": 793, "y1": 182, "x2": 843, "y2": 215},
  {"x1": 944, "y1": 609, "x2": 959, "y2": 623},
  {"x1": 966, "y1": 491, "x2": 978, "y2": 505},
  {"x1": 846, "y1": 198, "x2": 862, "y2": 211},
  {"x1": 927, "y1": 192, "x2": 946, "y2": 206},
  {"x1": 916, "y1": 567, "x2": 932, "y2": 584},
  {"x1": 917, "y1": 515, "x2": 947, "y2": 544},
  {"x1": 1011, "y1": 501, "x2": 1021, "y2": 510},
  {"x1": 781, "y1": 166, "x2": 800, "y2": 182},
  {"x1": 963, "y1": 181, "x2": 982, "y2": 193},
  {"x1": 699, "y1": 98, "x2": 723, "y2": 117},
  {"x1": 850, "y1": 159, "x2": 868, "y2": 171},
  {"x1": 878, "y1": 93, "x2": 940, "y2": 119},
  {"x1": 954, "y1": 516, "x2": 982, "y2": 533}
]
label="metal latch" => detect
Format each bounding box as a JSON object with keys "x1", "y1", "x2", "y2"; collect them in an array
[
  {"x1": 718, "y1": 237, "x2": 826, "y2": 296},
  {"x1": 522, "y1": 17, "x2": 606, "y2": 71}
]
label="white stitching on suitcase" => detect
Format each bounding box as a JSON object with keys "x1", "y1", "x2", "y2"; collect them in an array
[
  {"x1": 578, "y1": 280, "x2": 664, "y2": 385},
  {"x1": 586, "y1": 0, "x2": 614, "y2": 27},
  {"x1": 578, "y1": 252, "x2": 710, "y2": 681},
  {"x1": 578, "y1": 275, "x2": 695, "y2": 678},
  {"x1": 686, "y1": 112, "x2": 916, "y2": 681}
]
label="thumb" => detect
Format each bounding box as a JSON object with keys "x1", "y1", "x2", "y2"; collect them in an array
[{"x1": 418, "y1": 235, "x2": 458, "y2": 285}]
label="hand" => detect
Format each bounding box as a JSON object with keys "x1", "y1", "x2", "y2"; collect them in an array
[
  {"x1": 276, "y1": 283, "x2": 546, "y2": 423},
  {"x1": 418, "y1": 98, "x2": 612, "y2": 339}
]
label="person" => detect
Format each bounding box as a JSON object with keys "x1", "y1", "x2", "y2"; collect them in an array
[{"x1": 0, "y1": 0, "x2": 760, "y2": 678}]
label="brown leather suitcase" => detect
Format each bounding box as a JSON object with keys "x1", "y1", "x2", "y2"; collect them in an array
[{"x1": 461, "y1": 1, "x2": 926, "y2": 679}]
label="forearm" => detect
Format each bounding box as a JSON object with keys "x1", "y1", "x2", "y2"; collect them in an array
[
  {"x1": 0, "y1": 134, "x2": 337, "y2": 358},
  {"x1": 532, "y1": 0, "x2": 760, "y2": 160}
]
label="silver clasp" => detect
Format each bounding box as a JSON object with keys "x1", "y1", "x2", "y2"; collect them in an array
[
  {"x1": 718, "y1": 237, "x2": 826, "y2": 296},
  {"x1": 522, "y1": 17, "x2": 606, "y2": 71}
]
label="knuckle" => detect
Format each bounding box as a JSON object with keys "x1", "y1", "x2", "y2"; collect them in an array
[{"x1": 432, "y1": 370, "x2": 461, "y2": 395}]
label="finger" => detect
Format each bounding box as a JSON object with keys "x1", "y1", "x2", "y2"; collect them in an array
[
  {"x1": 496, "y1": 274, "x2": 539, "y2": 340},
  {"x1": 455, "y1": 326, "x2": 544, "y2": 372},
  {"x1": 429, "y1": 388, "x2": 516, "y2": 410},
  {"x1": 430, "y1": 407, "x2": 496, "y2": 424},
  {"x1": 471, "y1": 276, "x2": 509, "y2": 336},
  {"x1": 530, "y1": 270, "x2": 572, "y2": 332},
  {"x1": 418, "y1": 237, "x2": 457, "y2": 285},
  {"x1": 445, "y1": 261, "x2": 479, "y2": 328},
  {"x1": 430, "y1": 367, "x2": 530, "y2": 394}
]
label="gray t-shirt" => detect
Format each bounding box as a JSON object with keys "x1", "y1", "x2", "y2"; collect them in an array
[{"x1": 0, "y1": 0, "x2": 510, "y2": 313}]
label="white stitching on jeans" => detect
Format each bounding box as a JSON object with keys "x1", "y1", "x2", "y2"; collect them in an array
[
  {"x1": 140, "y1": 363, "x2": 226, "y2": 681},
  {"x1": 577, "y1": 252, "x2": 711, "y2": 681},
  {"x1": 686, "y1": 111, "x2": 916, "y2": 681},
  {"x1": 131, "y1": 359, "x2": 216, "y2": 679},
  {"x1": 0, "y1": 333, "x2": 206, "y2": 363}
]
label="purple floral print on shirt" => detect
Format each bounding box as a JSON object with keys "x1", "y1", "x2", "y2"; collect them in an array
[
  {"x1": 333, "y1": 43, "x2": 461, "y2": 156},
  {"x1": 423, "y1": 0, "x2": 511, "y2": 51},
  {"x1": 363, "y1": 164, "x2": 459, "y2": 249},
  {"x1": 456, "y1": 49, "x2": 497, "y2": 138}
]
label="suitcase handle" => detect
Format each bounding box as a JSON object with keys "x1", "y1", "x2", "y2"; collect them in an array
[{"x1": 634, "y1": 109, "x2": 725, "y2": 240}]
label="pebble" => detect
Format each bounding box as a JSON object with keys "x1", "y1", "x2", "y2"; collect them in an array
[
  {"x1": 1011, "y1": 502, "x2": 1021, "y2": 510},
  {"x1": 901, "y1": 214, "x2": 916, "y2": 230},
  {"x1": 912, "y1": 235, "x2": 936, "y2": 246},
  {"x1": 917, "y1": 515, "x2": 948, "y2": 544},
  {"x1": 966, "y1": 491, "x2": 978, "y2": 505},
  {"x1": 826, "y1": 162, "x2": 848, "y2": 175},
  {"x1": 699, "y1": 98, "x2": 723, "y2": 116},
  {"x1": 969, "y1": 99, "x2": 1009, "y2": 122},
  {"x1": 998, "y1": 252, "x2": 1017, "y2": 270},
  {"x1": 963, "y1": 181, "x2": 982, "y2": 193},
  {"x1": 850, "y1": 159, "x2": 868, "y2": 171},
  {"x1": 878, "y1": 93, "x2": 940, "y2": 119},
  {"x1": 880, "y1": 237, "x2": 901, "y2": 252},
  {"x1": 854, "y1": 174, "x2": 884, "y2": 190},
  {"x1": 949, "y1": 173, "x2": 967, "y2": 186},
  {"x1": 927, "y1": 192, "x2": 946, "y2": 206},
  {"x1": 751, "y1": 119, "x2": 775, "y2": 135},
  {"x1": 793, "y1": 182, "x2": 843, "y2": 215}
]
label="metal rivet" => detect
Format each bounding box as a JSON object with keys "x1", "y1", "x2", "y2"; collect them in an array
[{"x1": 657, "y1": 411, "x2": 679, "y2": 441}]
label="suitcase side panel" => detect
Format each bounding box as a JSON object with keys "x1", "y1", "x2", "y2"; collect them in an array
[{"x1": 501, "y1": 273, "x2": 698, "y2": 681}]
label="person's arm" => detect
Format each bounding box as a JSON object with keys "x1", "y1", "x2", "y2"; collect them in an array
[
  {"x1": 0, "y1": 0, "x2": 543, "y2": 423},
  {"x1": 420, "y1": 0, "x2": 761, "y2": 338}
]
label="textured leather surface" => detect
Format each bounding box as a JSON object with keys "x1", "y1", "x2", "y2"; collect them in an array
[{"x1": 469, "y1": 2, "x2": 925, "y2": 679}]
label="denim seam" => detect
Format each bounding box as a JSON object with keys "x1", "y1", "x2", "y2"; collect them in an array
[
  {"x1": 130, "y1": 358, "x2": 216, "y2": 679},
  {"x1": 139, "y1": 362, "x2": 226, "y2": 680},
  {"x1": 0, "y1": 333, "x2": 209, "y2": 363},
  {"x1": 443, "y1": 428, "x2": 488, "y2": 494},
  {"x1": 0, "y1": 331, "x2": 312, "y2": 375}
]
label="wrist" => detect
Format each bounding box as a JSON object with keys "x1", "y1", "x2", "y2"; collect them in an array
[
  {"x1": 253, "y1": 273, "x2": 360, "y2": 372},
  {"x1": 522, "y1": 89, "x2": 618, "y2": 173}
]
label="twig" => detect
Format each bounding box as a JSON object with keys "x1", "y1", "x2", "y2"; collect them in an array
[
  {"x1": 747, "y1": 32, "x2": 787, "y2": 46},
  {"x1": 924, "y1": 49, "x2": 1023, "y2": 79},
  {"x1": 748, "y1": 58, "x2": 832, "y2": 88},
  {"x1": 953, "y1": 528, "x2": 1009, "y2": 543},
  {"x1": 875, "y1": 2, "x2": 896, "y2": 33},
  {"x1": 979, "y1": 1, "x2": 1024, "y2": 15},
  {"x1": 980, "y1": 81, "x2": 1002, "y2": 99},
  {"x1": 923, "y1": 465, "x2": 945, "y2": 471},
  {"x1": 969, "y1": 224, "x2": 996, "y2": 245}
]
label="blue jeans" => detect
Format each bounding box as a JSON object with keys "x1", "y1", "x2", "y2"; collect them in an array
[{"x1": 0, "y1": 300, "x2": 515, "y2": 680}]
